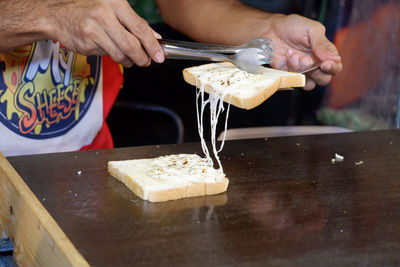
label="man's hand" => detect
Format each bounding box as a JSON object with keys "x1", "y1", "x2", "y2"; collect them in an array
[
  {"x1": 0, "y1": 0, "x2": 164, "y2": 67},
  {"x1": 157, "y1": 0, "x2": 342, "y2": 90},
  {"x1": 263, "y1": 14, "x2": 342, "y2": 90}
]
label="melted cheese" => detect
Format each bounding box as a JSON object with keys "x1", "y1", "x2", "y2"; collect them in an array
[{"x1": 193, "y1": 63, "x2": 261, "y2": 172}]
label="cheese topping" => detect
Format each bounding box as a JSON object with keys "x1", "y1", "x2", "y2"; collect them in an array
[
  {"x1": 190, "y1": 63, "x2": 277, "y2": 99},
  {"x1": 110, "y1": 154, "x2": 226, "y2": 191}
]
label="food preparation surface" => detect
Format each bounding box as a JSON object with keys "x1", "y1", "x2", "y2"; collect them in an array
[{"x1": 6, "y1": 130, "x2": 400, "y2": 266}]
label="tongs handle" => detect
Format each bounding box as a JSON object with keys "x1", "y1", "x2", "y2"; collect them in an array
[
  {"x1": 160, "y1": 41, "x2": 229, "y2": 62},
  {"x1": 159, "y1": 39, "x2": 239, "y2": 53},
  {"x1": 300, "y1": 62, "x2": 321, "y2": 74}
]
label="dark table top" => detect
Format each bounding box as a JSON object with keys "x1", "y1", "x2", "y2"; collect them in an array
[{"x1": 7, "y1": 130, "x2": 400, "y2": 266}]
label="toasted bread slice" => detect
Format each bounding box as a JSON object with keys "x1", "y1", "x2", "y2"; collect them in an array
[
  {"x1": 108, "y1": 154, "x2": 229, "y2": 202},
  {"x1": 183, "y1": 62, "x2": 305, "y2": 110}
]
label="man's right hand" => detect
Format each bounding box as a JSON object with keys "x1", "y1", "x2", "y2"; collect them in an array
[{"x1": 0, "y1": 0, "x2": 164, "y2": 67}]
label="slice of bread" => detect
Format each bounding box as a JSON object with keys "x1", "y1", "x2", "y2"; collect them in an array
[
  {"x1": 108, "y1": 154, "x2": 229, "y2": 202},
  {"x1": 183, "y1": 62, "x2": 305, "y2": 110}
]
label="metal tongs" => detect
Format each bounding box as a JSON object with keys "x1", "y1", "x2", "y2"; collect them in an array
[{"x1": 159, "y1": 38, "x2": 274, "y2": 74}]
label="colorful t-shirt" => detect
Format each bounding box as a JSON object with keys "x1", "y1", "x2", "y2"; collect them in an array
[{"x1": 0, "y1": 40, "x2": 123, "y2": 156}]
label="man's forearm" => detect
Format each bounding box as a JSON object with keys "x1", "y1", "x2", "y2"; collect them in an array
[
  {"x1": 0, "y1": 0, "x2": 49, "y2": 51},
  {"x1": 156, "y1": 0, "x2": 280, "y2": 45}
]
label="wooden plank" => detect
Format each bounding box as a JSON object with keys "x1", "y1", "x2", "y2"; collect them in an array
[{"x1": 0, "y1": 152, "x2": 89, "y2": 266}]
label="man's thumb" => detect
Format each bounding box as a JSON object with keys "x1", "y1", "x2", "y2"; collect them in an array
[{"x1": 309, "y1": 26, "x2": 341, "y2": 62}]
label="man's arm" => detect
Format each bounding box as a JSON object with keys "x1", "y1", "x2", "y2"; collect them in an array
[
  {"x1": 156, "y1": 0, "x2": 274, "y2": 45},
  {"x1": 0, "y1": 1, "x2": 50, "y2": 51},
  {"x1": 156, "y1": 0, "x2": 342, "y2": 90},
  {"x1": 0, "y1": 0, "x2": 165, "y2": 67}
]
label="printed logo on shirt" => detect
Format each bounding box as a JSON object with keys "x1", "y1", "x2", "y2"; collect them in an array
[{"x1": 0, "y1": 41, "x2": 101, "y2": 139}]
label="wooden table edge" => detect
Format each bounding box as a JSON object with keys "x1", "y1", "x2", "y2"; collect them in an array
[{"x1": 0, "y1": 152, "x2": 89, "y2": 266}]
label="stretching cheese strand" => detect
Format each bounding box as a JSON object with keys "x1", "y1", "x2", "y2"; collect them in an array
[{"x1": 195, "y1": 69, "x2": 234, "y2": 172}]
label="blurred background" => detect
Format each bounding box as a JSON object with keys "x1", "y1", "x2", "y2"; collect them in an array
[{"x1": 107, "y1": 0, "x2": 400, "y2": 147}]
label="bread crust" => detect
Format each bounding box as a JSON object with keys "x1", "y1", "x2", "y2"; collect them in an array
[
  {"x1": 183, "y1": 62, "x2": 305, "y2": 110},
  {"x1": 147, "y1": 180, "x2": 229, "y2": 202}
]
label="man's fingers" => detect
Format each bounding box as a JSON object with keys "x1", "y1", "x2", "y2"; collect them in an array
[
  {"x1": 129, "y1": 18, "x2": 164, "y2": 63},
  {"x1": 303, "y1": 78, "x2": 316, "y2": 91},
  {"x1": 104, "y1": 16, "x2": 152, "y2": 67},
  {"x1": 270, "y1": 54, "x2": 289, "y2": 71},
  {"x1": 286, "y1": 51, "x2": 318, "y2": 90},
  {"x1": 116, "y1": 3, "x2": 164, "y2": 63},
  {"x1": 308, "y1": 68, "x2": 332, "y2": 87},
  {"x1": 320, "y1": 60, "x2": 343, "y2": 75},
  {"x1": 286, "y1": 51, "x2": 334, "y2": 90},
  {"x1": 152, "y1": 30, "x2": 162, "y2": 39},
  {"x1": 286, "y1": 49, "x2": 303, "y2": 72},
  {"x1": 95, "y1": 29, "x2": 134, "y2": 67},
  {"x1": 77, "y1": 18, "x2": 134, "y2": 66},
  {"x1": 305, "y1": 59, "x2": 341, "y2": 88}
]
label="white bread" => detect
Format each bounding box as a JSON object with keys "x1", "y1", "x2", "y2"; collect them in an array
[
  {"x1": 183, "y1": 62, "x2": 305, "y2": 110},
  {"x1": 108, "y1": 154, "x2": 229, "y2": 202}
]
